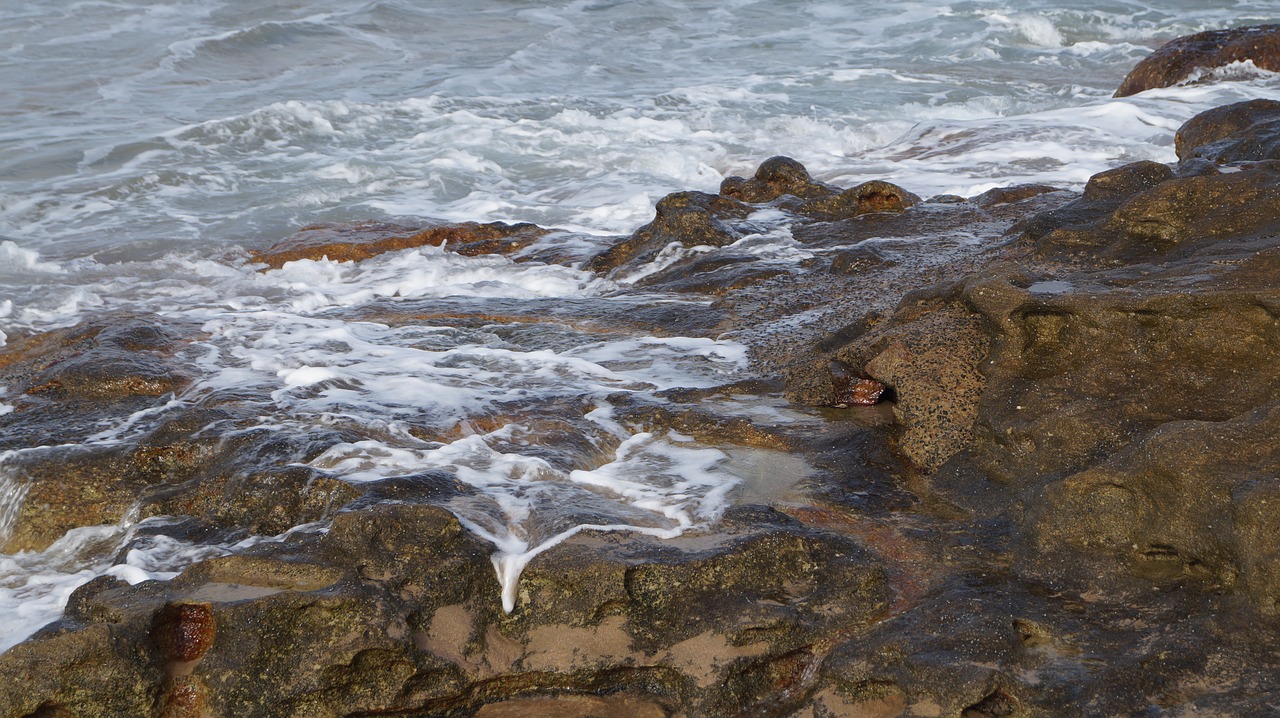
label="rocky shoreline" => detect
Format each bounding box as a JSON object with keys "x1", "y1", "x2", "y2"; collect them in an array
[{"x1": 4, "y1": 26, "x2": 1280, "y2": 718}]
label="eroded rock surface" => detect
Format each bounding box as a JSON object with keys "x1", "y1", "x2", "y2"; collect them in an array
[{"x1": 9, "y1": 96, "x2": 1280, "y2": 717}]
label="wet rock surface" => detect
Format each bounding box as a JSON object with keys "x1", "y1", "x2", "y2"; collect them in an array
[
  {"x1": 1115, "y1": 24, "x2": 1280, "y2": 97},
  {"x1": 252, "y1": 220, "x2": 556, "y2": 269},
  {"x1": 10, "y1": 94, "x2": 1280, "y2": 717}
]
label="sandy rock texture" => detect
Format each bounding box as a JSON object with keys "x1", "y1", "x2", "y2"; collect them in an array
[{"x1": 7, "y1": 30, "x2": 1280, "y2": 717}]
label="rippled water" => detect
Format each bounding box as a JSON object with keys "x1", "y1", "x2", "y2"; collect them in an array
[{"x1": 2, "y1": 0, "x2": 1279, "y2": 648}]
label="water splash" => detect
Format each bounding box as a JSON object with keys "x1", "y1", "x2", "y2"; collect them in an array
[{"x1": 0, "y1": 460, "x2": 29, "y2": 546}]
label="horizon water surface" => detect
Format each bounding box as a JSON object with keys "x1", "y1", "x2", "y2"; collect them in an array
[{"x1": 2, "y1": 0, "x2": 1279, "y2": 650}]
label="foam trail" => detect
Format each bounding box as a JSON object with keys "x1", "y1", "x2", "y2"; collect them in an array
[
  {"x1": 483, "y1": 522, "x2": 685, "y2": 614},
  {"x1": 310, "y1": 417, "x2": 740, "y2": 612},
  {"x1": 0, "y1": 461, "x2": 29, "y2": 544}
]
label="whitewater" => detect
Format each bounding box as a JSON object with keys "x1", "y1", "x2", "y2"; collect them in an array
[{"x1": 1, "y1": 0, "x2": 1278, "y2": 651}]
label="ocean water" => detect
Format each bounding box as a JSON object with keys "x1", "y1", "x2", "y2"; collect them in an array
[{"x1": 2, "y1": 0, "x2": 1279, "y2": 648}]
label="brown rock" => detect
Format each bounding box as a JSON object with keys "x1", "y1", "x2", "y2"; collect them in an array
[
  {"x1": 1030, "y1": 402, "x2": 1280, "y2": 611},
  {"x1": 153, "y1": 602, "x2": 216, "y2": 663},
  {"x1": 1031, "y1": 162, "x2": 1280, "y2": 263},
  {"x1": 719, "y1": 155, "x2": 838, "y2": 203},
  {"x1": 973, "y1": 184, "x2": 1060, "y2": 209},
  {"x1": 1175, "y1": 98, "x2": 1280, "y2": 163},
  {"x1": 584, "y1": 190, "x2": 753, "y2": 274},
  {"x1": 252, "y1": 220, "x2": 552, "y2": 269},
  {"x1": 829, "y1": 364, "x2": 887, "y2": 407},
  {"x1": 797, "y1": 180, "x2": 921, "y2": 221},
  {"x1": 794, "y1": 297, "x2": 988, "y2": 473},
  {"x1": 1079, "y1": 160, "x2": 1174, "y2": 202},
  {"x1": 144, "y1": 465, "x2": 361, "y2": 537},
  {"x1": 1115, "y1": 25, "x2": 1280, "y2": 97}
]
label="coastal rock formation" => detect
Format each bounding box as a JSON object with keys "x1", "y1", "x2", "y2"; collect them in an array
[
  {"x1": 1115, "y1": 24, "x2": 1280, "y2": 96},
  {"x1": 587, "y1": 158, "x2": 921, "y2": 285},
  {"x1": 10, "y1": 98, "x2": 1280, "y2": 717},
  {"x1": 0, "y1": 502, "x2": 897, "y2": 718}
]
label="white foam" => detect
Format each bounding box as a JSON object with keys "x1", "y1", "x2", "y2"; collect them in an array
[
  {"x1": 0, "y1": 512, "x2": 229, "y2": 653},
  {"x1": 310, "y1": 418, "x2": 739, "y2": 612},
  {"x1": 0, "y1": 241, "x2": 63, "y2": 275},
  {"x1": 987, "y1": 12, "x2": 1065, "y2": 48},
  {"x1": 266, "y1": 248, "x2": 614, "y2": 312},
  {"x1": 1182, "y1": 60, "x2": 1280, "y2": 87},
  {"x1": 0, "y1": 463, "x2": 30, "y2": 544},
  {"x1": 564, "y1": 336, "x2": 749, "y2": 390}
]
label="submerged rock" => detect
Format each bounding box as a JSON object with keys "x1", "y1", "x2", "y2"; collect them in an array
[
  {"x1": 1115, "y1": 24, "x2": 1280, "y2": 97},
  {"x1": 252, "y1": 219, "x2": 553, "y2": 268},
  {"x1": 583, "y1": 190, "x2": 753, "y2": 275},
  {"x1": 719, "y1": 155, "x2": 839, "y2": 203},
  {"x1": 587, "y1": 157, "x2": 931, "y2": 291}
]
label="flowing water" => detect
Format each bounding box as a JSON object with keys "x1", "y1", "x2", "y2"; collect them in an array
[{"x1": 1, "y1": 0, "x2": 1279, "y2": 649}]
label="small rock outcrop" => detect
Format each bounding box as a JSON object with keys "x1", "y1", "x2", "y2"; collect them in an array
[
  {"x1": 583, "y1": 190, "x2": 754, "y2": 275},
  {"x1": 1175, "y1": 97, "x2": 1280, "y2": 163},
  {"x1": 1115, "y1": 24, "x2": 1280, "y2": 97},
  {"x1": 252, "y1": 220, "x2": 553, "y2": 269}
]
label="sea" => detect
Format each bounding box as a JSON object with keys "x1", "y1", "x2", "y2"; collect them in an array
[{"x1": 1, "y1": 0, "x2": 1278, "y2": 651}]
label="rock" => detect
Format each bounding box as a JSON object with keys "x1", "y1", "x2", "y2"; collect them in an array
[
  {"x1": 973, "y1": 184, "x2": 1060, "y2": 209},
  {"x1": 795, "y1": 180, "x2": 921, "y2": 221},
  {"x1": 633, "y1": 252, "x2": 791, "y2": 294},
  {"x1": 1010, "y1": 160, "x2": 1173, "y2": 251},
  {"x1": 153, "y1": 601, "x2": 216, "y2": 663},
  {"x1": 1029, "y1": 161, "x2": 1280, "y2": 263},
  {"x1": 252, "y1": 220, "x2": 553, "y2": 269},
  {"x1": 1030, "y1": 402, "x2": 1280, "y2": 606},
  {"x1": 1175, "y1": 98, "x2": 1280, "y2": 163},
  {"x1": 828, "y1": 364, "x2": 887, "y2": 407},
  {"x1": 584, "y1": 190, "x2": 753, "y2": 275},
  {"x1": 16, "y1": 105, "x2": 1280, "y2": 716},
  {"x1": 3, "y1": 442, "x2": 210, "y2": 553},
  {"x1": 1078, "y1": 160, "x2": 1175, "y2": 202},
  {"x1": 1115, "y1": 24, "x2": 1280, "y2": 97},
  {"x1": 719, "y1": 155, "x2": 839, "y2": 203},
  {"x1": 788, "y1": 293, "x2": 989, "y2": 473},
  {"x1": 0, "y1": 310, "x2": 214, "y2": 561},
  {"x1": 142, "y1": 465, "x2": 362, "y2": 538},
  {"x1": 0, "y1": 499, "x2": 894, "y2": 717},
  {"x1": 0, "y1": 317, "x2": 194, "y2": 435}
]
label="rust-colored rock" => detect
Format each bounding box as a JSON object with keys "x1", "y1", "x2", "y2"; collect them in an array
[
  {"x1": 157, "y1": 676, "x2": 212, "y2": 718},
  {"x1": 1115, "y1": 25, "x2": 1280, "y2": 97},
  {"x1": 829, "y1": 365, "x2": 887, "y2": 407},
  {"x1": 252, "y1": 220, "x2": 552, "y2": 269},
  {"x1": 154, "y1": 601, "x2": 216, "y2": 663}
]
